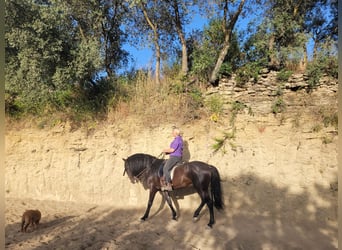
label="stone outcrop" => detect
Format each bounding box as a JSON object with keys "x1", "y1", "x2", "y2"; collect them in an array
[{"x1": 206, "y1": 70, "x2": 337, "y2": 115}]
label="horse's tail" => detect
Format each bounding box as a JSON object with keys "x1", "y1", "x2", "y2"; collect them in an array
[{"x1": 211, "y1": 167, "x2": 224, "y2": 210}]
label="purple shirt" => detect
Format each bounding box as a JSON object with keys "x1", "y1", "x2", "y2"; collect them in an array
[{"x1": 170, "y1": 136, "x2": 183, "y2": 157}]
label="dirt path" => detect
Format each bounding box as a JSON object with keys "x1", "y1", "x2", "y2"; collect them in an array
[{"x1": 5, "y1": 187, "x2": 337, "y2": 250}]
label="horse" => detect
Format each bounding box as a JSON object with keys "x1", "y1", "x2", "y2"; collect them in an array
[{"x1": 123, "y1": 153, "x2": 224, "y2": 228}]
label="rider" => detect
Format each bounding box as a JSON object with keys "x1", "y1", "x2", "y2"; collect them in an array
[{"x1": 161, "y1": 127, "x2": 183, "y2": 191}]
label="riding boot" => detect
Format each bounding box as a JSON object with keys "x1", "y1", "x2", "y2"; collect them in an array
[
  {"x1": 161, "y1": 182, "x2": 172, "y2": 191},
  {"x1": 164, "y1": 182, "x2": 173, "y2": 191},
  {"x1": 160, "y1": 176, "x2": 166, "y2": 187}
]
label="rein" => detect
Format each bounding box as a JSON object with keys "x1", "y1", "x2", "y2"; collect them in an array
[{"x1": 132, "y1": 152, "x2": 165, "y2": 183}]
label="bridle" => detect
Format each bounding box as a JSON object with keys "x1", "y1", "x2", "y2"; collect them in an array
[{"x1": 123, "y1": 152, "x2": 165, "y2": 183}]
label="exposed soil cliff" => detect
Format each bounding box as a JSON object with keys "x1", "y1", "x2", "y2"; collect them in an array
[{"x1": 5, "y1": 72, "x2": 338, "y2": 249}]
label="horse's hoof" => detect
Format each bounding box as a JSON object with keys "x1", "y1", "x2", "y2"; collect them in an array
[
  {"x1": 140, "y1": 217, "x2": 146, "y2": 222},
  {"x1": 193, "y1": 217, "x2": 199, "y2": 222},
  {"x1": 206, "y1": 224, "x2": 213, "y2": 229}
]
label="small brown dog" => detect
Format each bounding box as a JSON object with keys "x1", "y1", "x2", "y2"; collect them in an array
[{"x1": 21, "y1": 210, "x2": 41, "y2": 232}]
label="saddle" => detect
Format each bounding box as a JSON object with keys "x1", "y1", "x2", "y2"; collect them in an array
[{"x1": 158, "y1": 161, "x2": 183, "y2": 181}]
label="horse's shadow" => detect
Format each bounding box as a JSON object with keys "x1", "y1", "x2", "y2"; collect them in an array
[{"x1": 150, "y1": 187, "x2": 199, "y2": 220}]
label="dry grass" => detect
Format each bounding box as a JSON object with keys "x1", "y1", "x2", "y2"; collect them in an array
[{"x1": 107, "y1": 75, "x2": 207, "y2": 127}]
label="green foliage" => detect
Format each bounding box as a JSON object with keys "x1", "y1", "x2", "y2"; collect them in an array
[
  {"x1": 5, "y1": 0, "x2": 128, "y2": 120},
  {"x1": 212, "y1": 131, "x2": 236, "y2": 154},
  {"x1": 321, "y1": 135, "x2": 333, "y2": 144},
  {"x1": 206, "y1": 94, "x2": 224, "y2": 116},
  {"x1": 4, "y1": 0, "x2": 338, "y2": 126},
  {"x1": 306, "y1": 63, "x2": 322, "y2": 90},
  {"x1": 271, "y1": 97, "x2": 286, "y2": 114},
  {"x1": 235, "y1": 63, "x2": 261, "y2": 87},
  {"x1": 218, "y1": 63, "x2": 233, "y2": 78},
  {"x1": 276, "y1": 69, "x2": 293, "y2": 82},
  {"x1": 188, "y1": 19, "x2": 241, "y2": 82},
  {"x1": 306, "y1": 47, "x2": 338, "y2": 90},
  {"x1": 317, "y1": 107, "x2": 338, "y2": 129},
  {"x1": 230, "y1": 101, "x2": 247, "y2": 126},
  {"x1": 186, "y1": 86, "x2": 204, "y2": 117}
]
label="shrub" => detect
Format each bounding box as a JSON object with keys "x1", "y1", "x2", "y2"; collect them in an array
[
  {"x1": 271, "y1": 97, "x2": 286, "y2": 114},
  {"x1": 306, "y1": 62, "x2": 322, "y2": 90},
  {"x1": 276, "y1": 69, "x2": 293, "y2": 82},
  {"x1": 212, "y1": 131, "x2": 236, "y2": 153},
  {"x1": 306, "y1": 53, "x2": 338, "y2": 90},
  {"x1": 206, "y1": 94, "x2": 224, "y2": 115},
  {"x1": 235, "y1": 62, "x2": 261, "y2": 87},
  {"x1": 218, "y1": 62, "x2": 233, "y2": 79},
  {"x1": 230, "y1": 101, "x2": 247, "y2": 126}
]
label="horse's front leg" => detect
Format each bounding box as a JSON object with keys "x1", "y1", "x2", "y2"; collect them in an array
[
  {"x1": 141, "y1": 188, "x2": 158, "y2": 221},
  {"x1": 162, "y1": 191, "x2": 177, "y2": 220}
]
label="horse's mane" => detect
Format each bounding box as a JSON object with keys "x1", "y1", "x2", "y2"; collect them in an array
[{"x1": 126, "y1": 153, "x2": 163, "y2": 176}]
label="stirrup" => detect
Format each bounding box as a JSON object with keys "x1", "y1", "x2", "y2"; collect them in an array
[{"x1": 161, "y1": 183, "x2": 173, "y2": 191}]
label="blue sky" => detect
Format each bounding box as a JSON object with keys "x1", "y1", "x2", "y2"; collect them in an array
[
  {"x1": 123, "y1": 13, "x2": 208, "y2": 70},
  {"x1": 121, "y1": 8, "x2": 320, "y2": 72}
]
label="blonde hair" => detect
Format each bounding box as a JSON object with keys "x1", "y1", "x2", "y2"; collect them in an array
[{"x1": 173, "y1": 127, "x2": 181, "y2": 136}]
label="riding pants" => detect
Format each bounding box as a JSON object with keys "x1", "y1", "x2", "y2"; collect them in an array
[{"x1": 163, "y1": 156, "x2": 182, "y2": 183}]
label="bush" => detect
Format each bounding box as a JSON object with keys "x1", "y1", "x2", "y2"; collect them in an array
[
  {"x1": 276, "y1": 69, "x2": 293, "y2": 82},
  {"x1": 206, "y1": 94, "x2": 224, "y2": 115},
  {"x1": 306, "y1": 62, "x2": 322, "y2": 89},
  {"x1": 235, "y1": 62, "x2": 261, "y2": 87},
  {"x1": 218, "y1": 63, "x2": 233, "y2": 79},
  {"x1": 271, "y1": 97, "x2": 286, "y2": 114},
  {"x1": 306, "y1": 54, "x2": 338, "y2": 90},
  {"x1": 212, "y1": 131, "x2": 236, "y2": 153}
]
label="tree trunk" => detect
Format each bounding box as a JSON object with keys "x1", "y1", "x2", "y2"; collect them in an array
[
  {"x1": 155, "y1": 40, "x2": 161, "y2": 85},
  {"x1": 140, "y1": 3, "x2": 161, "y2": 84},
  {"x1": 301, "y1": 44, "x2": 308, "y2": 71},
  {"x1": 268, "y1": 34, "x2": 278, "y2": 69},
  {"x1": 179, "y1": 33, "x2": 188, "y2": 77},
  {"x1": 172, "y1": 0, "x2": 188, "y2": 76},
  {"x1": 209, "y1": 35, "x2": 231, "y2": 84},
  {"x1": 209, "y1": 0, "x2": 245, "y2": 85}
]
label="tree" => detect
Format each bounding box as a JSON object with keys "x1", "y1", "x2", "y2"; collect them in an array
[
  {"x1": 304, "y1": 0, "x2": 337, "y2": 59},
  {"x1": 5, "y1": 0, "x2": 76, "y2": 114},
  {"x1": 209, "y1": 0, "x2": 247, "y2": 85},
  {"x1": 126, "y1": 0, "x2": 196, "y2": 83},
  {"x1": 5, "y1": 0, "x2": 129, "y2": 116},
  {"x1": 100, "y1": 0, "x2": 129, "y2": 77},
  {"x1": 126, "y1": 0, "x2": 171, "y2": 84},
  {"x1": 189, "y1": 19, "x2": 241, "y2": 81},
  {"x1": 166, "y1": 0, "x2": 194, "y2": 77}
]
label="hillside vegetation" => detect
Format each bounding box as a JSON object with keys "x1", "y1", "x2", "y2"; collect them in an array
[{"x1": 5, "y1": 0, "x2": 337, "y2": 127}]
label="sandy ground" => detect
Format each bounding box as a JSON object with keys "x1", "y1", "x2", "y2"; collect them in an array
[{"x1": 5, "y1": 190, "x2": 337, "y2": 250}]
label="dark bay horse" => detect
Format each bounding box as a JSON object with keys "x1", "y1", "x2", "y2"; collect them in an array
[{"x1": 123, "y1": 153, "x2": 223, "y2": 228}]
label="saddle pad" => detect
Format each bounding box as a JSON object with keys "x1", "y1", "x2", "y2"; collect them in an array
[
  {"x1": 158, "y1": 162, "x2": 184, "y2": 180},
  {"x1": 170, "y1": 166, "x2": 176, "y2": 181},
  {"x1": 170, "y1": 162, "x2": 184, "y2": 181}
]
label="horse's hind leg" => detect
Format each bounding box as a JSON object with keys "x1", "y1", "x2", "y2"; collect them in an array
[
  {"x1": 193, "y1": 200, "x2": 206, "y2": 221},
  {"x1": 206, "y1": 197, "x2": 215, "y2": 228},
  {"x1": 162, "y1": 191, "x2": 177, "y2": 220},
  {"x1": 196, "y1": 190, "x2": 215, "y2": 228}
]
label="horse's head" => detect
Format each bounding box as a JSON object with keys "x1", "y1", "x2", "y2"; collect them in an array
[
  {"x1": 123, "y1": 153, "x2": 157, "y2": 184},
  {"x1": 122, "y1": 157, "x2": 142, "y2": 184}
]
